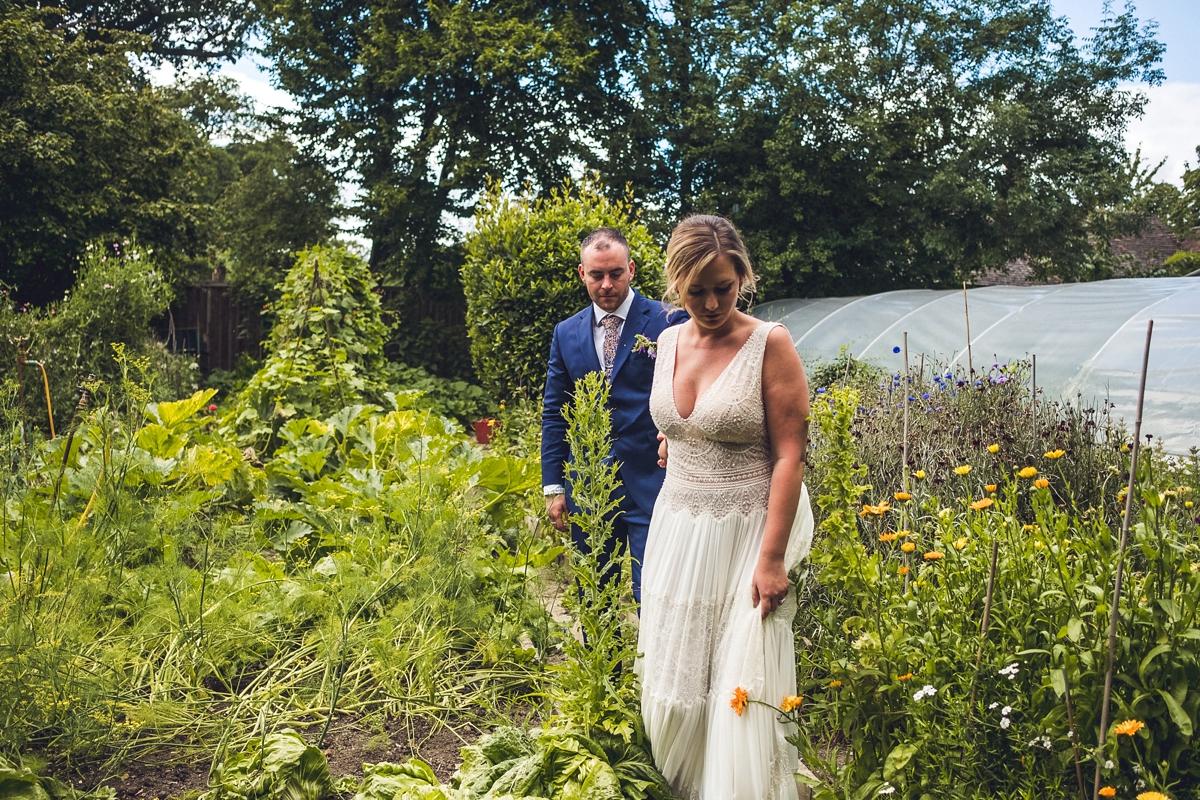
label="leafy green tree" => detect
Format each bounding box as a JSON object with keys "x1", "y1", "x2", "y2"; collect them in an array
[
  {"x1": 623, "y1": 0, "x2": 1164, "y2": 297},
  {"x1": 0, "y1": 7, "x2": 220, "y2": 304},
  {"x1": 462, "y1": 177, "x2": 663, "y2": 403},
  {"x1": 14, "y1": 0, "x2": 256, "y2": 63}
]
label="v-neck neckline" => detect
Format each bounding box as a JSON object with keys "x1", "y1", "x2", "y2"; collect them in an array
[{"x1": 670, "y1": 323, "x2": 762, "y2": 422}]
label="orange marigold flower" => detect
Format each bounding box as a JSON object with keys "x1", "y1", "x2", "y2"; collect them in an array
[
  {"x1": 1018, "y1": 466, "x2": 1038, "y2": 478},
  {"x1": 894, "y1": 491, "x2": 912, "y2": 501},
  {"x1": 879, "y1": 532, "x2": 898, "y2": 542},
  {"x1": 828, "y1": 680, "x2": 843, "y2": 688},
  {"x1": 1099, "y1": 788, "x2": 1116, "y2": 798},
  {"x1": 780, "y1": 695, "x2": 803, "y2": 712},
  {"x1": 901, "y1": 542, "x2": 916, "y2": 553},
  {"x1": 970, "y1": 497, "x2": 994, "y2": 511},
  {"x1": 923, "y1": 551, "x2": 944, "y2": 561},
  {"x1": 731, "y1": 687, "x2": 748, "y2": 716},
  {"x1": 897, "y1": 673, "x2": 913, "y2": 681},
  {"x1": 1045, "y1": 449, "x2": 1065, "y2": 459},
  {"x1": 1034, "y1": 478, "x2": 1050, "y2": 489},
  {"x1": 1114, "y1": 719, "x2": 1145, "y2": 737},
  {"x1": 985, "y1": 484, "x2": 997, "y2": 493},
  {"x1": 1137, "y1": 793, "x2": 1171, "y2": 800},
  {"x1": 955, "y1": 465, "x2": 972, "y2": 475},
  {"x1": 898, "y1": 566, "x2": 910, "y2": 575},
  {"x1": 860, "y1": 502, "x2": 892, "y2": 516}
]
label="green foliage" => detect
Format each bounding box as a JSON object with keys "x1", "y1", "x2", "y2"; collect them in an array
[
  {"x1": 0, "y1": 7, "x2": 218, "y2": 304},
  {"x1": 462, "y1": 178, "x2": 664, "y2": 402},
  {"x1": 0, "y1": 241, "x2": 180, "y2": 432},
  {"x1": 202, "y1": 730, "x2": 334, "y2": 800},
  {"x1": 232, "y1": 246, "x2": 391, "y2": 444},
  {"x1": 791, "y1": 384, "x2": 1200, "y2": 798}
]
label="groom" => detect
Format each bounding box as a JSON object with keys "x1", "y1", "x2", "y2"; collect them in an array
[{"x1": 541, "y1": 227, "x2": 683, "y2": 603}]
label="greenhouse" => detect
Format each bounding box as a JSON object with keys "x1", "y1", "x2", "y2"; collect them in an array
[{"x1": 754, "y1": 276, "x2": 1200, "y2": 454}]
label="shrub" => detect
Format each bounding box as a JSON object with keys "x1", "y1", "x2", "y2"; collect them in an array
[{"x1": 462, "y1": 176, "x2": 665, "y2": 403}]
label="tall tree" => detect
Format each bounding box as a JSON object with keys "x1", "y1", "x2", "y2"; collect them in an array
[
  {"x1": 14, "y1": 0, "x2": 256, "y2": 63},
  {"x1": 622, "y1": 0, "x2": 1164, "y2": 298},
  {"x1": 0, "y1": 7, "x2": 221, "y2": 304}
]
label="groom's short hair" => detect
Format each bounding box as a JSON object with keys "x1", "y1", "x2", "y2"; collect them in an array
[{"x1": 580, "y1": 227, "x2": 630, "y2": 262}]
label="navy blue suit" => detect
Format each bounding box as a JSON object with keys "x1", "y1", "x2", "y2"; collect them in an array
[{"x1": 541, "y1": 289, "x2": 685, "y2": 602}]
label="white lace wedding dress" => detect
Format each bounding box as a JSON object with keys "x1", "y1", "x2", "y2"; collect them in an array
[{"x1": 636, "y1": 321, "x2": 814, "y2": 800}]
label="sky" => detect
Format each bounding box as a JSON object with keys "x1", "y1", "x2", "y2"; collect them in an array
[{"x1": 184, "y1": 1, "x2": 1199, "y2": 203}]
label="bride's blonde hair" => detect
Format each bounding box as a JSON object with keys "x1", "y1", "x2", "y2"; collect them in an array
[{"x1": 663, "y1": 215, "x2": 757, "y2": 310}]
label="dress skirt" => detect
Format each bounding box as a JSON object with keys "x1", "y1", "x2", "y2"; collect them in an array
[{"x1": 635, "y1": 484, "x2": 814, "y2": 800}]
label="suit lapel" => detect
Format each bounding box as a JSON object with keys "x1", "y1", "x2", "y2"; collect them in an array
[
  {"x1": 608, "y1": 291, "x2": 651, "y2": 382},
  {"x1": 573, "y1": 307, "x2": 602, "y2": 375}
]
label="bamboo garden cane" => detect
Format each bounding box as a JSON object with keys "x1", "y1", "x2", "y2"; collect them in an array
[
  {"x1": 902, "y1": 332, "x2": 910, "y2": 593},
  {"x1": 1091, "y1": 319, "x2": 1153, "y2": 800},
  {"x1": 963, "y1": 282, "x2": 974, "y2": 376}
]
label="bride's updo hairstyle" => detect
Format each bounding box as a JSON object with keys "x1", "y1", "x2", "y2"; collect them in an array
[{"x1": 663, "y1": 214, "x2": 757, "y2": 310}]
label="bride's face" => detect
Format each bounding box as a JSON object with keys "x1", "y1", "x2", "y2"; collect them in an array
[{"x1": 684, "y1": 254, "x2": 741, "y2": 332}]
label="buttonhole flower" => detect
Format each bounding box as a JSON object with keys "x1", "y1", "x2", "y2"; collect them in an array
[
  {"x1": 1136, "y1": 791, "x2": 1168, "y2": 800},
  {"x1": 998, "y1": 663, "x2": 1019, "y2": 680},
  {"x1": 988, "y1": 702, "x2": 999, "y2": 710},
  {"x1": 893, "y1": 346, "x2": 901, "y2": 353},
  {"x1": 632, "y1": 334, "x2": 658, "y2": 359}
]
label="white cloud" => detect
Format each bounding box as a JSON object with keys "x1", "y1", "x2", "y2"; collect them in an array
[{"x1": 1125, "y1": 82, "x2": 1200, "y2": 186}]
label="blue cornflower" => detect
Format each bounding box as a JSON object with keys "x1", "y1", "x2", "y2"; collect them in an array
[
  {"x1": 922, "y1": 393, "x2": 930, "y2": 399},
  {"x1": 893, "y1": 346, "x2": 901, "y2": 353},
  {"x1": 816, "y1": 388, "x2": 826, "y2": 394}
]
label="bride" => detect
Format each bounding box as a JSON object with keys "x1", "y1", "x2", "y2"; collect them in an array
[{"x1": 636, "y1": 214, "x2": 814, "y2": 800}]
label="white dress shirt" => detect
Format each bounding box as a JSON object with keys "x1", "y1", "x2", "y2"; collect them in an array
[{"x1": 544, "y1": 290, "x2": 636, "y2": 496}]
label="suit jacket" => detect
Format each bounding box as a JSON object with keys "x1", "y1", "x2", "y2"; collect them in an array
[{"x1": 541, "y1": 289, "x2": 686, "y2": 524}]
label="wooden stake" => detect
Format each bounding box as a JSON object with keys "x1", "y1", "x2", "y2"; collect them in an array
[
  {"x1": 1091, "y1": 319, "x2": 1153, "y2": 800},
  {"x1": 1031, "y1": 354, "x2": 1037, "y2": 434},
  {"x1": 963, "y1": 282, "x2": 974, "y2": 375},
  {"x1": 902, "y1": 332, "x2": 910, "y2": 593},
  {"x1": 15, "y1": 339, "x2": 29, "y2": 449}
]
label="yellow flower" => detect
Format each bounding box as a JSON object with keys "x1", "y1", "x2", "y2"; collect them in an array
[
  {"x1": 894, "y1": 491, "x2": 912, "y2": 501},
  {"x1": 879, "y1": 532, "x2": 898, "y2": 542},
  {"x1": 1137, "y1": 793, "x2": 1171, "y2": 800},
  {"x1": 828, "y1": 680, "x2": 842, "y2": 688},
  {"x1": 953, "y1": 536, "x2": 968, "y2": 550},
  {"x1": 499, "y1": 402, "x2": 506, "y2": 410},
  {"x1": 898, "y1": 566, "x2": 909, "y2": 576},
  {"x1": 955, "y1": 465, "x2": 972, "y2": 475},
  {"x1": 780, "y1": 695, "x2": 803, "y2": 712},
  {"x1": 1034, "y1": 478, "x2": 1050, "y2": 489},
  {"x1": 970, "y1": 498, "x2": 994, "y2": 511},
  {"x1": 897, "y1": 673, "x2": 913, "y2": 681},
  {"x1": 1186, "y1": 500, "x2": 1194, "y2": 509},
  {"x1": 985, "y1": 484, "x2": 997, "y2": 493},
  {"x1": 1114, "y1": 719, "x2": 1145, "y2": 737},
  {"x1": 1045, "y1": 449, "x2": 1065, "y2": 459},
  {"x1": 860, "y1": 502, "x2": 892, "y2": 517},
  {"x1": 731, "y1": 687, "x2": 748, "y2": 716},
  {"x1": 938, "y1": 508, "x2": 953, "y2": 519},
  {"x1": 901, "y1": 542, "x2": 916, "y2": 553},
  {"x1": 898, "y1": 530, "x2": 913, "y2": 538},
  {"x1": 1018, "y1": 466, "x2": 1038, "y2": 478},
  {"x1": 1122, "y1": 443, "x2": 1130, "y2": 451},
  {"x1": 1022, "y1": 524, "x2": 1038, "y2": 532},
  {"x1": 915, "y1": 470, "x2": 926, "y2": 479},
  {"x1": 1034, "y1": 540, "x2": 1044, "y2": 549},
  {"x1": 923, "y1": 551, "x2": 944, "y2": 561},
  {"x1": 1099, "y1": 788, "x2": 1116, "y2": 798},
  {"x1": 988, "y1": 443, "x2": 1000, "y2": 453}
]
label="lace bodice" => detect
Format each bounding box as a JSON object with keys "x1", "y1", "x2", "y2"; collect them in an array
[{"x1": 649, "y1": 321, "x2": 779, "y2": 519}]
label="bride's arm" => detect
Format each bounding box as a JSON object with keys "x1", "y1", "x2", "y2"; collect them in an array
[{"x1": 752, "y1": 325, "x2": 810, "y2": 619}]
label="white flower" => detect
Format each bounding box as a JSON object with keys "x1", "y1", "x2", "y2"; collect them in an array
[
  {"x1": 988, "y1": 702, "x2": 999, "y2": 710},
  {"x1": 1136, "y1": 779, "x2": 1146, "y2": 790},
  {"x1": 1001, "y1": 706, "x2": 1011, "y2": 716},
  {"x1": 1104, "y1": 760, "x2": 1114, "y2": 770},
  {"x1": 1132, "y1": 764, "x2": 1142, "y2": 775},
  {"x1": 877, "y1": 785, "x2": 895, "y2": 796},
  {"x1": 998, "y1": 662, "x2": 1020, "y2": 680},
  {"x1": 1000, "y1": 717, "x2": 1011, "y2": 729},
  {"x1": 913, "y1": 684, "x2": 938, "y2": 701}
]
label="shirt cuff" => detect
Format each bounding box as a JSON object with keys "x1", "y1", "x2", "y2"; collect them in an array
[{"x1": 543, "y1": 484, "x2": 565, "y2": 497}]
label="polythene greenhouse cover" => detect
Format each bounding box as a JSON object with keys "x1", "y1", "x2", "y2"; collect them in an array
[{"x1": 751, "y1": 277, "x2": 1200, "y2": 455}]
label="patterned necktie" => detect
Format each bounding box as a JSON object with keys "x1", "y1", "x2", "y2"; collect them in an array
[{"x1": 601, "y1": 314, "x2": 622, "y2": 379}]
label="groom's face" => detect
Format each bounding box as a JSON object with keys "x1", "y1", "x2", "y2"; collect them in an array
[{"x1": 579, "y1": 243, "x2": 636, "y2": 313}]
